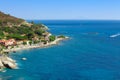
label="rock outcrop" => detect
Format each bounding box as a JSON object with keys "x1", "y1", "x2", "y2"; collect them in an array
[{"x1": 0, "y1": 55, "x2": 17, "y2": 69}]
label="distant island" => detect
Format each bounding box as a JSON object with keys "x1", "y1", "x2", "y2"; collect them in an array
[{"x1": 0, "y1": 11, "x2": 68, "y2": 70}]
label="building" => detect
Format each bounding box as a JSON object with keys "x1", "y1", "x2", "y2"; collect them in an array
[{"x1": 0, "y1": 39, "x2": 16, "y2": 46}]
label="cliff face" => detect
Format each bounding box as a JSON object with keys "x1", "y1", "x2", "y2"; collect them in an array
[{"x1": 0, "y1": 11, "x2": 25, "y2": 27}]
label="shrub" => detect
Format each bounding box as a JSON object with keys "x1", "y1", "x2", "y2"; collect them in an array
[
  {"x1": 41, "y1": 40, "x2": 47, "y2": 44},
  {"x1": 34, "y1": 30, "x2": 45, "y2": 36},
  {"x1": 58, "y1": 35, "x2": 65, "y2": 38},
  {"x1": 7, "y1": 34, "x2": 27, "y2": 40},
  {"x1": 34, "y1": 40, "x2": 40, "y2": 44},
  {"x1": 29, "y1": 41, "x2": 32, "y2": 45},
  {"x1": 23, "y1": 42, "x2": 27, "y2": 45},
  {"x1": 49, "y1": 35, "x2": 56, "y2": 42}
]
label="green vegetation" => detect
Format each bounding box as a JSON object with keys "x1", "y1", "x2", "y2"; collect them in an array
[
  {"x1": 0, "y1": 11, "x2": 48, "y2": 41},
  {"x1": 4, "y1": 25, "x2": 46, "y2": 40},
  {"x1": 58, "y1": 35, "x2": 65, "y2": 38},
  {"x1": 49, "y1": 35, "x2": 56, "y2": 42},
  {"x1": 7, "y1": 34, "x2": 27, "y2": 40},
  {"x1": 34, "y1": 29, "x2": 45, "y2": 36},
  {"x1": 23, "y1": 42, "x2": 27, "y2": 45},
  {"x1": 41, "y1": 40, "x2": 47, "y2": 44},
  {"x1": 29, "y1": 41, "x2": 32, "y2": 45},
  {"x1": 0, "y1": 19, "x2": 47, "y2": 40},
  {"x1": 0, "y1": 11, "x2": 65, "y2": 48}
]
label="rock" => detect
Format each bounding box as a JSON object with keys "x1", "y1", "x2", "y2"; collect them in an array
[
  {"x1": 3, "y1": 61, "x2": 17, "y2": 69},
  {"x1": 1, "y1": 56, "x2": 17, "y2": 69},
  {"x1": 6, "y1": 57, "x2": 16, "y2": 62},
  {"x1": 0, "y1": 59, "x2": 4, "y2": 68},
  {"x1": 22, "y1": 58, "x2": 27, "y2": 60}
]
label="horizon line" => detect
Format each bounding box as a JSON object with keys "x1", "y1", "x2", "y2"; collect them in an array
[{"x1": 26, "y1": 19, "x2": 120, "y2": 21}]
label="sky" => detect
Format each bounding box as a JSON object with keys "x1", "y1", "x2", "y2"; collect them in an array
[{"x1": 0, "y1": 0, "x2": 120, "y2": 20}]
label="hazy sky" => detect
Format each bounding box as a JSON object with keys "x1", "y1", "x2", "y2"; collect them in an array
[{"x1": 0, "y1": 0, "x2": 120, "y2": 20}]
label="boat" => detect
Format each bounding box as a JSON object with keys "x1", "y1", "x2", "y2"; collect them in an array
[{"x1": 110, "y1": 33, "x2": 120, "y2": 38}]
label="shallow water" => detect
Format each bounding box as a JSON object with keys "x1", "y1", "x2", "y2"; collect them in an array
[{"x1": 1, "y1": 20, "x2": 120, "y2": 80}]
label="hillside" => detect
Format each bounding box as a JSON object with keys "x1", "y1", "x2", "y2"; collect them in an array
[
  {"x1": 0, "y1": 11, "x2": 24, "y2": 27},
  {"x1": 0, "y1": 11, "x2": 67, "y2": 70},
  {"x1": 0, "y1": 11, "x2": 66, "y2": 52},
  {"x1": 0, "y1": 12, "x2": 58, "y2": 69},
  {"x1": 0, "y1": 11, "x2": 52, "y2": 42}
]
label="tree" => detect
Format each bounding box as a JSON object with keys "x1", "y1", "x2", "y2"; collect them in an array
[
  {"x1": 58, "y1": 35, "x2": 65, "y2": 38},
  {"x1": 29, "y1": 41, "x2": 32, "y2": 45},
  {"x1": 27, "y1": 32, "x2": 34, "y2": 40},
  {"x1": 34, "y1": 30, "x2": 45, "y2": 36},
  {"x1": 49, "y1": 35, "x2": 56, "y2": 42},
  {"x1": 23, "y1": 42, "x2": 27, "y2": 45},
  {"x1": 7, "y1": 34, "x2": 27, "y2": 40}
]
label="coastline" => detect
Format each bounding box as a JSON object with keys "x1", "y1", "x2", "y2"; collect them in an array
[
  {"x1": 3, "y1": 37, "x2": 69, "y2": 53},
  {"x1": 0, "y1": 37, "x2": 69, "y2": 70},
  {"x1": 0, "y1": 11, "x2": 70, "y2": 70}
]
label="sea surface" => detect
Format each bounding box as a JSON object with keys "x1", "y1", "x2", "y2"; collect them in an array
[{"x1": 0, "y1": 20, "x2": 120, "y2": 80}]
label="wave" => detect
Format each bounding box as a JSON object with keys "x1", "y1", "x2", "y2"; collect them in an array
[{"x1": 110, "y1": 33, "x2": 120, "y2": 38}]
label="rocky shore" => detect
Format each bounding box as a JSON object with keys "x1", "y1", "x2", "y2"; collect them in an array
[
  {"x1": 0, "y1": 11, "x2": 69, "y2": 71},
  {"x1": 0, "y1": 37, "x2": 68, "y2": 70},
  {"x1": 0, "y1": 55, "x2": 17, "y2": 70}
]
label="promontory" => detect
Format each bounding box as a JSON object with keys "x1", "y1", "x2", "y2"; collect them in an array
[{"x1": 0, "y1": 11, "x2": 67, "y2": 70}]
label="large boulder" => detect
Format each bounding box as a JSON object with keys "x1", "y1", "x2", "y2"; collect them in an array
[
  {"x1": 1, "y1": 56, "x2": 17, "y2": 69},
  {"x1": 2, "y1": 60, "x2": 17, "y2": 69}
]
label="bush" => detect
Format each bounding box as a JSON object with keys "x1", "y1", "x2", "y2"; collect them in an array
[
  {"x1": 7, "y1": 34, "x2": 27, "y2": 40},
  {"x1": 23, "y1": 42, "x2": 27, "y2": 45},
  {"x1": 29, "y1": 41, "x2": 32, "y2": 45},
  {"x1": 34, "y1": 29, "x2": 45, "y2": 36},
  {"x1": 0, "y1": 30, "x2": 4, "y2": 36},
  {"x1": 49, "y1": 35, "x2": 56, "y2": 42},
  {"x1": 27, "y1": 32, "x2": 34, "y2": 40},
  {"x1": 58, "y1": 35, "x2": 65, "y2": 38},
  {"x1": 41, "y1": 40, "x2": 47, "y2": 44},
  {"x1": 34, "y1": 40, "x2": 40, "y2": 44}
]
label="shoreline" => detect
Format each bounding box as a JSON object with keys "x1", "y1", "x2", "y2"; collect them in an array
[
  {"x1": 0, "y1": 37, "x2": 69, "y2": 70},
  {"x1": 3, "y1": 37, "x2": 69, "y2": 53},
  {"x1": 0, "y1": 37, "x2": 69, "y2": 69}
]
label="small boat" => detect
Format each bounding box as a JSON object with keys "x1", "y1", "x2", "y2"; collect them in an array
[
  {"x1": 110, "y1": 33, "x2": 120, "y2": 38},
  {"x1": 21, "y1": 58, "x2": 27, "y2": 60}
]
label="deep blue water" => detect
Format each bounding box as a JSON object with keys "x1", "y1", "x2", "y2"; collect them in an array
[{"x1": 0, "y1": 20, "x2": 120, "y2": 80}]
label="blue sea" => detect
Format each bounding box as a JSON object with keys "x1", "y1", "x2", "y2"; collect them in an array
[{"x1": 0, "y1": 20, "x2": 120, "y2": 80}]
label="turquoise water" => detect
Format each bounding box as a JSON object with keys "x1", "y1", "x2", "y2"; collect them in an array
[{"x1": 0, "y1": 20, "x2": 120, "y2": 80}]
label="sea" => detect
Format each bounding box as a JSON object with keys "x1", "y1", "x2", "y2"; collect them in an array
[{"x1": 0, "y1": 20, "x2": 120, "y2": 80}]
